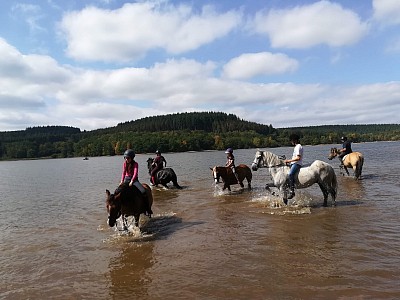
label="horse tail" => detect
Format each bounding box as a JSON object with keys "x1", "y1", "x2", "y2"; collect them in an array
[
  {"x1": 331, "y1": 171, "x2": 338, "y2": 201},
  {"x1": 356, "y1": 154, "x2": 364, "y2": 179},
  {"x1": 170, "y1": 169, "x2": 182, "y2": 189}
]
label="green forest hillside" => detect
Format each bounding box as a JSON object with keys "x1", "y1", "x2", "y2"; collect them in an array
[{"x1": 0, "y1": 111, "x2": 399, "y2": 160}]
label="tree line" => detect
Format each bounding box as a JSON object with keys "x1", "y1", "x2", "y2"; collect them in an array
[{"x1": 0, "y1": 112, "x2": 399, "y2": 160}]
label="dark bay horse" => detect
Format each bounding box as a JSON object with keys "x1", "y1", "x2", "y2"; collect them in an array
[
  {"x1": 252, "y1": 150, "x2": 337, "y2": 206},
  {"x1": 211, "y1": 164, "x2": 252, "y2": 191},
  {"x1": 146, "y1": 158, "x2": 182, "y2": 189},
  {"x1": 328, "y1": 147, "x2": 364, "y2": 180},
  {"x1": 106, "y1": 183, "x2": 153, "y2": 230}
]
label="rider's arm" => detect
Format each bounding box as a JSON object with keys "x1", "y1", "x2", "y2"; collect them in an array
[
  {"x1": 285, "y1": 155, "x2": 301, "y2": 164},
  {"x1": 131, "y1": 162, "x2": 139, "y2": 182}
]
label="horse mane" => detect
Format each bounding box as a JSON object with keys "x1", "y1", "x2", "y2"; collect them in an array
[{"x1": 260, "y1": 150, "x2": 283, "y2": 167}]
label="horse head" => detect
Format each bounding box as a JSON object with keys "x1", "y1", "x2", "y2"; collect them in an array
[
  {"x1": 210, "y1": 166, "x2": 221, "y2": 183},
  {"x1": 251, "y1": 150, "x2": 264, "y2": 171},
  {"x1": 146, "y1": 158, "x2": 154, "y2": 174},
  {"x1": 328, "y1": 148, "x2": 339, "y2": 160},
  {"x1": 105, "y1": 189, "x2": 122, "y2": 227}
]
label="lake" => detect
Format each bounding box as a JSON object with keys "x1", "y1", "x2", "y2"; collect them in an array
[{"x1": 0, "y1": 141, "x2": 399, "y2": 299}]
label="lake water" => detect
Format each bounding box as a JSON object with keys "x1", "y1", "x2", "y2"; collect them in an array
[{"x1": 0, "y1": 141, "x2": 399, "y2": 299}]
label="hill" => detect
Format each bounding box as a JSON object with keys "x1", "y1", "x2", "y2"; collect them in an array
[{"x1": 0, "y1": 112, "x2": 399, "y2": 160}]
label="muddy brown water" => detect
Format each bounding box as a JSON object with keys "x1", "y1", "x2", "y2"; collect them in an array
[{"x1": 1, "y1": 142, "x2": 399, "y2": 299}]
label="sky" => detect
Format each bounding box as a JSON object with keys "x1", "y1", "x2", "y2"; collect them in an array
[{"x1": 1, "y1": 0, "x2": 400, "y2": 132}]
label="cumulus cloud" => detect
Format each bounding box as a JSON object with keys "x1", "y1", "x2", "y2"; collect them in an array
[
  {"x1": 222, "y1": 52, "x2": 299, "y2": 80},
  {"x1": 59, "y1": 2, "x2": 242, "y2": 62},
  {"x1": 252, "y1": 0, "x2": 369, "y2": 49},
  {"x1": 373, "y1": 0, "x2": 400, "y2": 26}
]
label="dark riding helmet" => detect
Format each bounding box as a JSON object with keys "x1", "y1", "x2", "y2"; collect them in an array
[
  {"x1": 124, "y1": 149, "x2": 135, "y2": 159},
  {"x1": 225, "y1": 148, "x2": 233, "y2": 154},
  {"x1": 341, "y1": 136, "x2": 347, "y2": 141},
  {"x1": 155, "y1": 150, "x2": 161, "y2": 155}
]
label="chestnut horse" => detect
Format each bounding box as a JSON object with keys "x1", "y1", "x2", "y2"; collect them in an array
[
  {"x1": 328, "y1": 147, "x2": 364, "y2": 180},
  {"x1": 106, "y1": 183, "x2": 153, "y2": 230},
  {"x1": 211, "y1": 164, "x2": 252, "y2": 191}
]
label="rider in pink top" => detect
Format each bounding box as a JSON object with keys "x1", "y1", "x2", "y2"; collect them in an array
[{"x1": 120, "y1": 149, "x2": 153, "y2": 216}]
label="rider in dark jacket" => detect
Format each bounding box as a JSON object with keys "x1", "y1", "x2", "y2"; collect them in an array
[
  {"x1": 338, "y1": 136, "x2": 352, "y2": 164},
  {"x1": 150, "y1": 150, "x2": 167, "y2": 185}
]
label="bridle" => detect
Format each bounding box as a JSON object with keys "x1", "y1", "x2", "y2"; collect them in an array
[
  {"x1": 253, "y1": 150, "x2": 286, "y2": 169},
  {"x1": 107, "y1": 193, "x2": 122, "y2": 224}
]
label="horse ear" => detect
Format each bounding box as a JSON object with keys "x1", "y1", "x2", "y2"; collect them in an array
[{"x1": 106, "y1": 189, "x2": 110, "y2": 196}]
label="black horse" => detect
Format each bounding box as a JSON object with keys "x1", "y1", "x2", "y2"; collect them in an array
[
  {"x1": 106, "y1": 184, "x2": 153, "y2": 230},
  {"x1": 146, "y1": 158, "x2": 182, "y2": 189}
]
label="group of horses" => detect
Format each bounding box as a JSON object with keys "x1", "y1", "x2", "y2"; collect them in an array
[{"x1": 106, "y1": 149, "x2": 364, "y2": 231}]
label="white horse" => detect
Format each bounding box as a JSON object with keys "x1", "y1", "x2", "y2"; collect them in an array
[{"x1": 251, "y1": 150, "x2": 337, "y2": 206}]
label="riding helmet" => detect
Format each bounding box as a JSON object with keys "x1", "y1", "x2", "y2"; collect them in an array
[
  {"x1": 155, "y1": 150, "x2": 161, "y2": 155},
  {"x1": 225, "y1": 148, "x2": 233, "y2": 154},
  {"x1": 341, "y1": 136, "x2": 347, "y2": 141},
  {"x1": 124, "y1": 149, "x2": 135, "y2": 159}
]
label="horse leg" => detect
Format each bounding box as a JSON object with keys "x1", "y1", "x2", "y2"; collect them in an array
[
  {"x1": 122, "y1": 215, "x2": 128, "y2": 231},
  {"x1": 343, "y1": 166, "x2": 350, "y2": 176},
  {"x1": 239, "y1": 180, "x2": 244, "y2": 188},
  {"x1": 134, "y1": 214, "x2": 140, "y2": 228},
  {"x1": 318, "y1": 183, "x2": 329, "y2": 207}
]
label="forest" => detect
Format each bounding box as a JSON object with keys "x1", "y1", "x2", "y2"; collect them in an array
[{"x1": 0, "y1": 111, "x2": 399, "y2": 160}]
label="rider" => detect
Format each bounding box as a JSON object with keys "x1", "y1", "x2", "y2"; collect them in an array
[
  {"x1": 338, "y1": 136, "x2": 352, "y2": 164},
  {"x1": 225, "y1": 148, "x2": 240, "y2": 183},
  {"x1": 150, "y1": 150, "x2": 167, "y2": 185},
  {"x1": 284, "y1": 134, "x2": 303, "y2": 201},
  {"x1": 120, "y1": 149, "x2": 153, "y2": 217}
]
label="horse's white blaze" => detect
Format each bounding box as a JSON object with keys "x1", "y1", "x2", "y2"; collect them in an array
[{"x1": 213, "y1": 170, "x2": 218, "y2": 183}]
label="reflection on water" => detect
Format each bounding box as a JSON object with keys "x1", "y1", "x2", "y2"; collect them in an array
[
  {"x1": 108, "y1": 242, "x2": 154, "y2": 298},
  {"x1": 1, "y1": 142, "x2": 400, "y2": 299}
]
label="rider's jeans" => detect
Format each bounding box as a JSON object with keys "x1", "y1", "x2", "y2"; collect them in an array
[{"x1": 288, "y1": 163, "x2": 301, "y2": 188}]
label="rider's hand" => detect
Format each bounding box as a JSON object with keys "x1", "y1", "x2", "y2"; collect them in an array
[{"x1": 129, "y1": 181, "x2": 133, "y2": 187}]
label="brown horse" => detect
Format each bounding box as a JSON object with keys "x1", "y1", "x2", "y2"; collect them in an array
[
  {"x1": 328, "y1": 147, "x2": 364, "y2": 180},
  {"x1": 211, "y1": 164, "x2": 252, "y2": 191},
  {"x1": 106, "y1": 183, "x2": 153, "y2": 230}
]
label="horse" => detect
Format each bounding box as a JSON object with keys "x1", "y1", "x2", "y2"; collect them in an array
[
  {"x1": 210, "y1": 164, "x2": 252, "y2": 191},
  {"x1": 146, "y1": 158, "x2": 182, "y2": 189},
  {"x1": 328, "y1": 148, "x2": 364, "y2": 180},
  {"x1": 105, "y1": 183, "x2": 153, "y2": 230},
  {"x1": 251, "y1": 150, "x2": 337, "y2": 206}
]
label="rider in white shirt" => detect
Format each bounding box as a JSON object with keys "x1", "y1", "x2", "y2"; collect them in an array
[{"x1": 284, "y1": 134, "x2": 303, "y2": 201}]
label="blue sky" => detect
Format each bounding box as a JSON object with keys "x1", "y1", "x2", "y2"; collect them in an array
[{"x1": 0, "y1": 0, "x2": 399, "y2": 131}]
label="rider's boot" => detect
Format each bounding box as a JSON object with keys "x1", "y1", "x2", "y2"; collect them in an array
[
  {"x1": 234, "y1": 173, "x2": 240, "y2": 184},
  {"x1": 150, "y1": 176, "x2": 156, "y2": 186}
]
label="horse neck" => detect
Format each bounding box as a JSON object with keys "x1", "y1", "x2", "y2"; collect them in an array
[{"x1": 264, "y1": 152, "x2": 282, "y2": 167}]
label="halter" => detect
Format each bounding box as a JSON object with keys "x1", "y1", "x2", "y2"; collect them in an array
[{"x1": 107, "y1": 192, "x2": 122, "y2": 223}]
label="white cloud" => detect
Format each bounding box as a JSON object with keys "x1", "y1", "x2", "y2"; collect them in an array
[
  {"x1": 373, "y1": 0, "x2": 400, "y2": 26},
  {"x1": 59, "y1": 2, "x2": 242, "y2": 63},
  {"x1": 222, "y1": 52, "x2": 299, "y2": 80},
  {"x1": 252, "y1": 0, "x2": 369, "y2": 49}
]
